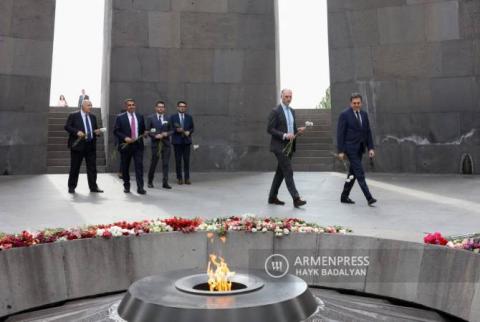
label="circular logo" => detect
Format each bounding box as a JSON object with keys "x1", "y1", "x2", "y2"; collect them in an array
[{"x1": 264, "y1": 253, "x2": 290, "y2": 278}]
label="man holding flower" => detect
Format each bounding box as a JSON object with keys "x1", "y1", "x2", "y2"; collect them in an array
[
  {"x1": 267, "y1": 89, "x2": 307, "y2": 208},
  {"x1": 64, "y1": 99, "x2": 104, "y2": 194},
  {"x1": 146, "y1": 100, "x2": 172, "y2": 189},
  {"x1": 113, "y1": 98, "x2": 147, "y2": 195}
]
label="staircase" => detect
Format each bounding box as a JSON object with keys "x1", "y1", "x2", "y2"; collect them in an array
[
  {"x1": 47, "y1": 107, "x2": 107, "y2": 174},
  {"x1": 293, "y1": 109, "x2": 334, "y2": 171}
]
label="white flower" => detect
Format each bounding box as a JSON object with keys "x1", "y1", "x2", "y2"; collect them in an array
[
  {"x1": 339, "y1": 229, "x2": 346, "y2": 234},
  {"x1": 109, "y1": 226, "x2": 123, "y2": 237},
  {"x1": 262, "y1": 227, "x2": 268, "y2": 233},
  {"x1": 446, "y1": 241, "x2": 455, "y2": 248},
  {"x1": 96, "y1": 229, "x2": 105, "y2": 237},
  {"x1": 305, "y1": 121, "x2": 314, "y2": 127},
  {"x1": 349, "y1": 175, "x2": 354, "y2": 180},
  {"x1": 193, "y1": 145, "x2": 200, "y2": 151},
  {"x1": 150, "y1": 128, "x2": 157, "y2": 133},
  {"x1": 251, "y1": 228, "x2": 257, "y2": 233},
  {"x1": 162, "y1": 121, "x2": 168, "y2": 125},
  {"x1": 275, "y1": 232, "x2": 283, "y2": 237},
  {"x1": 99, "y1": 127, "x2": 107, "y2": 133},
  {"x1": 56, "y1": 236, "x2": 68, "y2": 242},
  {"x1": 345, "y1": 179, "x2": 351, "y2": 183},
  {"x1": 283, "y1": 228, "x2": 290, "y2": 235},
  {"x1": 242, "y1": 213, "x2": 256, "y2": 220}
]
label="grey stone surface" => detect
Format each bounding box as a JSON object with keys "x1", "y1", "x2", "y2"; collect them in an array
[
  {"x1": 329, "y1": 0, "x2": 480, "y2": 173},
  {"x1": 0, "y1": 0, "x2": 55, "y2": 174},
  {"x1": 107, "y1": 0, "x2": 277, "y2": 171}
]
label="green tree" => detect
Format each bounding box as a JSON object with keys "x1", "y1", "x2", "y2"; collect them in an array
[{"x1": 316, "y1": 87, "x2": 331, "y2": 109}]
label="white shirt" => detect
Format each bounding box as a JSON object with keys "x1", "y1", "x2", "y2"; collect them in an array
[
  {"x1": 127, "y1": 112, "x2": 138, "y2": 139},
  {"x1": 80, "y1": 110, "x2": 93, "y2": 138},
  {"x1": 157, "y1": 113, "x2": 164, "y2": 123}
]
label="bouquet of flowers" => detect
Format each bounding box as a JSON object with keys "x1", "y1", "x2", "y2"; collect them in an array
[
  {"x1": 283, "y1": 121, "x2": 314, "y2": 157},
  {"x1": 120, "y1": 131, "x2": 147, "y2": 150}
]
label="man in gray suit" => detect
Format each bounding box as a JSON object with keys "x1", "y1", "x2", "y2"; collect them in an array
[
  {"x1": 78, "y1": 89, "x2": 87, "y2": 108},
  {"x1": 267, "y1": 89, "x2": 306, "y2": 208}
]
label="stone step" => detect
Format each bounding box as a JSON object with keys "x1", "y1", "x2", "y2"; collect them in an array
[
  {"x1": 296, "y1": 143, "x2": 333, "y2": 150},
  {"x1": 49, "y1": 107, "x2": 101, "y2": 113},
  {"x1": 47, "y1": 144, "x2": 105, "y2": 152},
  {"x1": 295, "y1": 150, "x2": 333, "y2": 158},
  {"x1": 47, "y1": 158, "x2": 106, "y2": 166},
  {"x1": 47, "y1": 165, "x2": 107, "y2": 174},
  {"x1": 297, "y1": 137, "x2": 332, "y2": 144},
  {"x1": 294, "y1": 108, "x2": 330, "y2": 114},
  {"x1": 48, "y1": 112, "x2": 102, "y2": 120}
]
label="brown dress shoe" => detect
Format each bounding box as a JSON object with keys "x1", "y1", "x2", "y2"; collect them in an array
[
  {"x1": 293, "y1": 197, "x2": 307, "y2": 208},
  {"x1": 177, "y1": 179, "x2": 184, "y2": 185},
  {"x1": 268, "y1": 197, "x2": 285, "y2": 205},
  {"x1": 185, "y1": 179, "x2": 191, "y2": 185}
]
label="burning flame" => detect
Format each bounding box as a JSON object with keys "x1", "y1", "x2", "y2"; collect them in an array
[{"x1": 207, "y1": 254, "x2": 235, "y2": 292}]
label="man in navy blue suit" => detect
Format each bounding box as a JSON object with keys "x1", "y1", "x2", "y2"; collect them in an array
[
  {"x1": 336, "y1": 93, "x2": 377, "y2": 206},
  {"x1": 64, "y1": 99, "x2": 103, "y2": 194},
  {"x1": 170, "y1": 101, "x2": 194, "y2": 185},
  {"x1": 146, "y1": 100, "x2": 172, "y2": 189},
  {"x1": 113, "y1": 98, "x2": 147, "y2": 195}
]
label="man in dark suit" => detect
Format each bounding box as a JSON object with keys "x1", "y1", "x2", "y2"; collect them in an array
[
  {"x1": 146, "y1": 100, "x2": 172, "y2": 189},
  {"x1": 336, "y1": 93, "x2": 377, "y2": 206},
  {"x1": 113, "y1": 98, "x2": 147, "y2": 195},
  {"x1": 64, "y1": 99, "x2": 103, "y2": 194},
  {"x1": 267, "y1": 89, "x2": 307, "y2": 208},
  {"x1": 170, "y1": 101, "x2": 194, "y2": 185}
]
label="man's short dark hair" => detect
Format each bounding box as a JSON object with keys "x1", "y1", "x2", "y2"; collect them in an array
[
  {"x1": 155, "y1": 100, "x2": 165, "y2": 106},
  {"x1": 177, "y1": 100, "x2": 187, "y2": 106},
  {"x1": 350, "y1": 93, "x2": 363, "y2": 102},
  {"x1": 124, "y1": 98, "x2": 135, "y2": 105}
]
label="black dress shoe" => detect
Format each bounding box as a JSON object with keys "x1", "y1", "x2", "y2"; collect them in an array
[
  {"x1": 341, "y1": 197, "x2": 355, "y2": 204},
  {"x1": 293, "y1": 197, "x2": 307, "y2": 208},
  {"x1": 268, "y1": 197, "x2": 285, "y2": 205},
  {"x1": 124, "y1": 188, "x2": 130, "y2": 193},
  {"x1": 137, "y1": 188, "x2": 147, "y2": 195},
  {"x1": 147, "y1": 183, "x2": 154, "y2": 188},
  {"x1": 185, "y1": 179, "x2": 191, "y2": 185},
  {"x1": 90, "y1": 188, "x2": 104, "y2": 193},
  {"x1": 68, "y1": 188, "x2": 75, "y2": 194},
  {"x1": 163, "y1": 183, "x2": 172, "y2": 189},
  {"x1": 368, "y1": 198, "x2": 377, "y2": 206}
]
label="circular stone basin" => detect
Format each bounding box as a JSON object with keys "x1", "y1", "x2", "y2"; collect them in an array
[
  {"x1": 174, "y1": 273, "x2": 264, "y2": 295},
  {"x1": 118, "y1": 269, "x2": 318, "y2": 322}
]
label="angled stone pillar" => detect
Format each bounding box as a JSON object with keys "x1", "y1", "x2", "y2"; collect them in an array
[{"x1": 0, "y1": 0, "x2": 56, "y2": 174}]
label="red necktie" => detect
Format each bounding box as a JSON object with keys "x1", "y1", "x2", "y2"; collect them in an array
[{"x1": 130, "y1": 113, "x2": 136, "y2": 139}]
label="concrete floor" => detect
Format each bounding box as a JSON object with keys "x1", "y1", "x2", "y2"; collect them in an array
[{"x1": 0, "y1": 172, "x2": 479, "y2": 242}]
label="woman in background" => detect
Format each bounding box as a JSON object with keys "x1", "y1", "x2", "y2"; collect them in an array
[{"x1": 57, "y1": 95, "x2": 68, "y2": 107}]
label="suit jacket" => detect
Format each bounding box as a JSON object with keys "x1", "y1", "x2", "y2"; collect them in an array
[
  {"x1": 336, "y1": 108, "x2": 374, "y2": 154},
  {"x1": 170, "y1": 113, "x2": 194, "y2": 145},
  {"x1": 78, "y1": 95, "x2": 85, "y2": 108},
  {"x1": 146, "y1": 113, "x2": 172, "y2": 147},
  {"x1": 267, "y1": 105, "x2": 298, "y2": 153},
  {"x1": 64, "y1": 111, "x2": 98, "y2": 152},
  {"x1": 113, "y1": 112, "x2": 146, "y2": 150}
]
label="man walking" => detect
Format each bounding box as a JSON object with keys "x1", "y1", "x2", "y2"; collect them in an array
[
  {"x1": 113, "y1": 98, "x2": 147, "y2": 195},
  {"x1": 77, "y1": 89, "x2": 87, "y2": 108},
  {"x1": 170, "y1": 101, "x2": 194, "y2": 185},
  {"x1": 64, "y1": 99, "x2": 103, "y2": 194},
  {"x1": 146, "y1": 101, "x2": 172, "y2": 189},
  {"x1": 267, "y1": 89, "x2": 307, "y2": 208},
  {"x1": 336, "y1": 93, "x2": 377, "y2": 206}
]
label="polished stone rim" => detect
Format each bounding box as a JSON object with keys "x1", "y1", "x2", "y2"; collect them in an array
[
  {"x1": 118, "y1": 269, "x2": 318, "y2": 322},
  {"x1": 174, "y1": 273, "x2": 265, "y2": 296}
]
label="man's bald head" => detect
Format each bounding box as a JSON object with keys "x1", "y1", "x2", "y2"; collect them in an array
[
  {"x1": 281, "y1": 88, "x2": 293, "y2": 106},
  {"x1": 81, "y1": 99, "x2": 93, "y2": 113}
]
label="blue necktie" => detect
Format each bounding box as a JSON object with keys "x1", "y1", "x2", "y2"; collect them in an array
[
  {"x1": 85, "y1": 114, "x2": 93, "y2": 141},
  {"x1": 286, "y1": 108, "x2": 293, "y2": 133}
]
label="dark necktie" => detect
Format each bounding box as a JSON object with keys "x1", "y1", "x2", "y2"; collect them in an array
[
  {"x1": 180, "y1": 114, "x2": 184, "y2": 127},
  {"x1": 355, "y1": 111, "x2": 362, "y2": 126}
]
